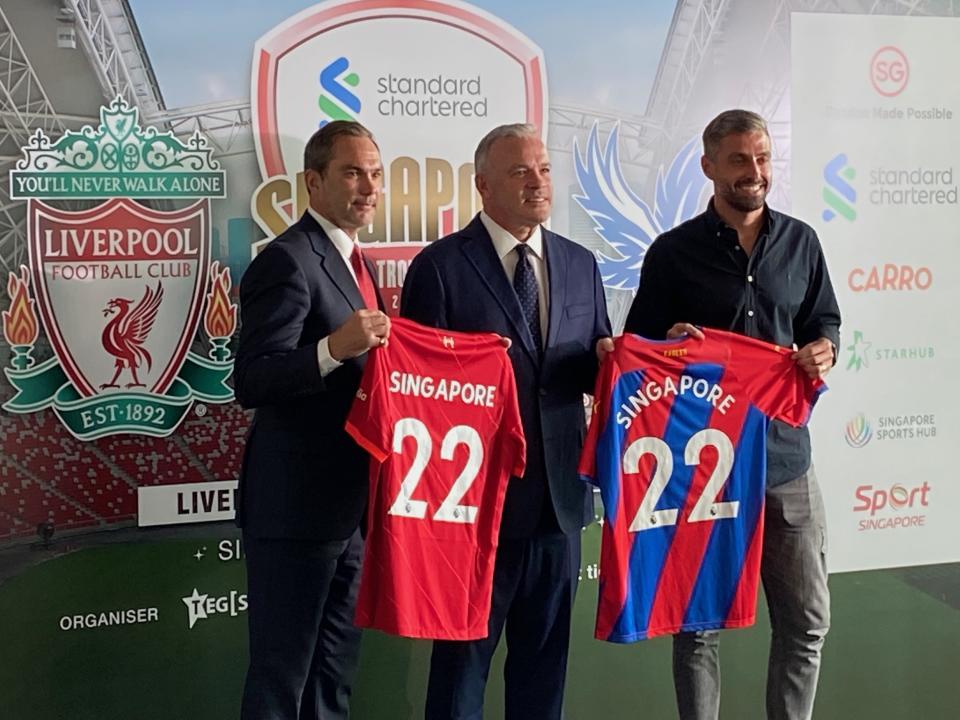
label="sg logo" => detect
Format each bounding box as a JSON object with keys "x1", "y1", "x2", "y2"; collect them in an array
[{"x1": 870, "y1": 46, "x2": 909, "y2": 97}]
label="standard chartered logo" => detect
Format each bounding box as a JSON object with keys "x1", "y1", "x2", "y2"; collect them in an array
[
  {"x1": 822, "y1": 153, "x2": 856, "y2": 222},
  {"x1": 319, "y1": 57, "x2": 360, "y2": 126}
]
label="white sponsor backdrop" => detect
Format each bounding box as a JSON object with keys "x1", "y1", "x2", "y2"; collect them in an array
[{"x1": 793, "y1": 13, "x2": 960, "y2": 572}]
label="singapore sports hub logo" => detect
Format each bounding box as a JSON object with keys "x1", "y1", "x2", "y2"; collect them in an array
[
  {"x1": 319, "y1": 56, "x2": 360, "y2": 126},
  {"x1": 822, "y1": 153, "x2": 856, "y2": 222},
  {"x1": 845, "y1": 413, "x2": 873, "y2": 448},
  {"x1": 573, "y1": 123, "x2": 708, "y2": 291}
]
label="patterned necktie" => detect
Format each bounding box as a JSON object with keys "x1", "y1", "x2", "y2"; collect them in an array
[
  {"x1": 513, "y1": 243, "x2": 543, "y2": 355},
  {"x1": 349, "y1": 243, "x2": 378, "y2": 310}
]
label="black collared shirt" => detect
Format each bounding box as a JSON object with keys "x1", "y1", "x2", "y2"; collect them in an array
[{"x1": 624, "y1": 201, "x2": 841, "y2": 486}]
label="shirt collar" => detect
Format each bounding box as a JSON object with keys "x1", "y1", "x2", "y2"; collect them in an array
[
  {"x1": 479, "y1": 211, "x2": 544, "y2": 261},
  {"x1": 307, "y1": 207, "x2": 356, "y2": 261},
  {"x1": 704, "y1": 198, "x2": 777, "y2": 246}
]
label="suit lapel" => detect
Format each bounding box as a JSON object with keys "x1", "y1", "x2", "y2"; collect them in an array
[
  {"x1": 544, "y1": 229, "x2": 566, "y2": 353},
  {"x1": 302, "y1": 212, "x2": 364, "y2": 311},
  {"x1": 459, "y1": 217, "x2": 539, "y2": 362}
]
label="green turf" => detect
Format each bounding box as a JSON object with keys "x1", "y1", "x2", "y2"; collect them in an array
[{"x1": 0, "y1": 528, "x2": 957, "y2": 719}]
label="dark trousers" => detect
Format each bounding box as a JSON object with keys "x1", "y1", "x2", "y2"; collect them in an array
[
  {"x1": 424, "y1": 531, "x2": 581, "y2": 720},
  {"x1": 672, "y1": 469, "x2": 830, "y2": 720},
  {"x1": 241, "y1": 530, "x2": 364, "y2": 720}
]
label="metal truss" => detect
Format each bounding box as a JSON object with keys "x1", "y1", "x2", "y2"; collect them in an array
[
  {"x1": 870, "y1": 0, "x2": 960, "y2": 13},
  {"x1": 548, "y1": 103, "x2": 663, "y2": 173},
  {"x1": 738, "y1": 0, "x2": 959, "y2": 207},
  {"x1": 739, "y1": 0, "x2": 843, "y2": 209},
  {"x1": 6, "y1": 0, "x2": 959, "y2": 278},
  {"x1": 645, "y1": 0, "x2": 730, "y2": 144},
  {"x1": 65, "y1": 0, "x2": 164, "y2": 116},
  {"x1": 144, "y1": 100, "x2": 253, "y2": 158},
  {"x1": 0, "y1": 5, "x2": 64, "y2": 274}
]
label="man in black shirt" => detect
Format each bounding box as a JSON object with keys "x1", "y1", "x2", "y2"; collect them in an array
[{"x1": 624, "y1": 109, "x2": 840, "y2": 720}]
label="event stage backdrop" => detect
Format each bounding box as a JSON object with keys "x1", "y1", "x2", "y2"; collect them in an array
[{"x1": 1, "y1": 1, "x2": 958, "y2": 718}]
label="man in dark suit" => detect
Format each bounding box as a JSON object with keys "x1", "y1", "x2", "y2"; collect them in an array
[
  {"x1": 401, "y1": 123, "x2": 612, "y2": 720},
  {"x1": 234, "y1": 120, "x2": 390, "y2": 720}
]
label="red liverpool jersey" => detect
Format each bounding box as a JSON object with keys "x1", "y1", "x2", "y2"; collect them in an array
[
  {"x1": 346, "y1": 317, "x2": 525, "y2": 640},
  {"x1": 579, "y1": 329, "x2": 824, "y2": 642}
]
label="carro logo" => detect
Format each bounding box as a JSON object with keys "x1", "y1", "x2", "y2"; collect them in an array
[
  {"x1": 848, "y1": 264, "x2": 932, "y2": 292},
  {"x1": 870, "y1": 46, "x2": 909, "y2": 97},
  {"x1": 822, "y1": 153, "x2": 856, "y2": 222},
  {"x1": 319, "y1": 56, "x2": 360, "y2": 126},
  {"x1": 845, "y1": 413, "x2": 871, "y2": 448}
]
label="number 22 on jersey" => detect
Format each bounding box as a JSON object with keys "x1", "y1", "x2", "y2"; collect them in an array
[
  {"x1": 626, "y1": 428, "x2": 737, "y2": 532},
  {"x1": 388, "y1": 417, "x2": 484, "y2": 524}
]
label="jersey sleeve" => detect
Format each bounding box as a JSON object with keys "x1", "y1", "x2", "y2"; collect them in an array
[
  {"x1": 732, "y1": 335, "x2": 825, "y2": 428},
  {"x1": 345, "y1": 345, "x2": 392, "y2": 462},
  {"x1": 578, "y1": 348, "x2": 617, "y2": 485},
  {"x1": 498, "y1": 355, "x2": 526, "y2": 478}
]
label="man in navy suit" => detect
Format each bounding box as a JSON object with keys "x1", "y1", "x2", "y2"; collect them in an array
[
  {"x1": 401, "y1": 123, "x2": 612, "y2": 720},
  {"x1": 235, "y1": 121, "x2": 390, "y2": 720}
]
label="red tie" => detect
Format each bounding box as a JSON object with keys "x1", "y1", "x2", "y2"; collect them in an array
[{"x1": 350, "y1": 244, "x2": 379, "y2": 310}]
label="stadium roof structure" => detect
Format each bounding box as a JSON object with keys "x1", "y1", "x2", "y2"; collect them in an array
[
  {"x1": 66, "y1": 0, "x2": 165, "y2": 117},
  {"x1": 641, "y1": 0, "x2": 960, "y2": 206},
  {"x1": 0, "y1": 0, "x2": 164, "y2": 274},
  {"x1": 4, "y1": 0, "x2": 960, "y2": 274}
]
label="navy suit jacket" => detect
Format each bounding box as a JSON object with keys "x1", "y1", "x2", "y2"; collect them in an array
[
  {"x1": 400, "y1": 215, "x2": 611, "y2": 537},
  {"x1": 234, "y1": 212, "x2": 382, "y2": 541}
]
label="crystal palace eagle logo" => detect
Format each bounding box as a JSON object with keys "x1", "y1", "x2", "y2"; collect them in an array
[
  {"x1": 574, "y1": 123, "x2": 709, "y2": 292},
  {"x1": 5, "y1": 96, "x2": 235, "y2": 440}
]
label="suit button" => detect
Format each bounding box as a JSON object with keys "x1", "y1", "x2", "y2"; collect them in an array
[{"x1": 539, "y1": 388, "x2": 548, "y2": 397}]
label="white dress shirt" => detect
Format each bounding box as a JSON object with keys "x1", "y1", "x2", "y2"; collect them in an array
[
  {"x1": 479, "y1": 211, "x2": 549, "y2": 344},
  {"x1": 308, "y1": 208, "x2": 364, "y2": 377}
]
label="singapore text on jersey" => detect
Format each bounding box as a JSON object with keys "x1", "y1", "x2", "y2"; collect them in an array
[
  {"x1": 617, "y1": 374, "x2": 736, "y2": 429},
  {"x1": 388, "y1": 371, "x2": 497, "y2": 408}
]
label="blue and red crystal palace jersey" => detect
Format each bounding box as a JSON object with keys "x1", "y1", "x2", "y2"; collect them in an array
[
  {"x1": 346, "y1": 317, "x2": 525, "y2": 640},
  {"x1": 578, "y1": 329, "x2": 824, "y2": 642}
]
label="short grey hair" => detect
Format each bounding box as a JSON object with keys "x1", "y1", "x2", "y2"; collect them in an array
[
  {"x1": 303, "y1": 120, "x2": 377, "y2": 175},
  {"x1": 702, "y1": 110, "x2": 769, "y2": 160},
  {"x1": 474, "y1": 123, "x2": 540, "y2": 174}
]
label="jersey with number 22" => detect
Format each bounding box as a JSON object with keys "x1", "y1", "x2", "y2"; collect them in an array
[
  {"x1": 346, "y1": 317, "x2": 525, "y2": 640},
  {"x1": 579, "y1": 329, "x2": 824, "y2": 642}
]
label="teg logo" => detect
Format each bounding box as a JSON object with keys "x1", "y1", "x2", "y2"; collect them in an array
[{"x1": 870, "y1": 46, "x2": 909, "y2": 97}]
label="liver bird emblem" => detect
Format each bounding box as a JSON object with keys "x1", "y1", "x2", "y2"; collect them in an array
[{"x1": 99, "y1": 282, "x2": 164, "y2": 389}]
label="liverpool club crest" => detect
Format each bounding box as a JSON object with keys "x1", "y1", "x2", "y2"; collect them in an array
[{"x1": 5, "y1": 96, "x2": 234, "y2": 439}]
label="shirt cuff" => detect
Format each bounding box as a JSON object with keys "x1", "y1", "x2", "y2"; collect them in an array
[{"x1": 316, "y1": 336, "x2": 342, "y2": 377}]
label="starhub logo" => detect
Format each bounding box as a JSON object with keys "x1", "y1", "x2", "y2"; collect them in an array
[
  {"x1": 822, "y1": 153, "x2": 856, "y2": 222},
  {"x1": 845, "y1": 329, "x2": 935, "y2": 372},
  {"x1": 318, "y1": 57, "x2": 360, "y2": 126},
  {"x1": 846, "y1": 330, "x2": 871, "y2": 371}
]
